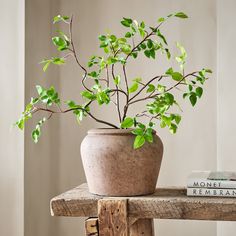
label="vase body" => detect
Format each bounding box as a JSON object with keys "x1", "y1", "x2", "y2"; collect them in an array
[{"x1": 80, "y1": 129, "x2": 164, "y2": 196}]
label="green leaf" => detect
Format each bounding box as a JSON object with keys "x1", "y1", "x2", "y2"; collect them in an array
[
  {"x1": 88, "y1": 71, "x2": 98, "y2": 78},
  {"x1": 189, "y1": 93, "x2": 197, "y2": 106},
  {"x1": 96, "y1": 89, "x2": 110, "y2": 105},
  {"x1": 123, "y1": 17, "x2": 132, "y2": 24},
  {"x1": 145, "y1": 128, "x2": 153, "y2": 143},
  {"x1": 98, "y1": 35, "x2": 106, "y2": 41},
  {"x1": 140, "y1": 43, "x2": 146, "y2": 49},
  {"x1": 196, "y1": 87, "x2": 203, "y2": 98},
  {"x1": 125, "y1": 32, "x2": 132, "y2": 38},
  {"x1": 138, "y1": 123, "x2": 145, "y2": 129},
  {"x1": 121, "y1": 17, "x2": 132, "y2": 27},
  {"x1": 176, "y1": 42, "x2": 187, "y2": 69},
  {"x1": 114, "y1": 75, "x2": 121, "y2": 85},
  {"x1": 133, "y1": 135, "x2": 145, "y2": 149},
  {"x1": 76, "y1": 110, "x2": 84, "y2": 124},
  {"x1": 16, "y1": 119, "x2": 25, "y2": 130},
  {"x1": 140, "y1": 21, "x2": 145, "y2": 29},
  {"x1": 121, "y1": 44, "x2": 132, "y2": 54},
  {"x1": 128, "y1": 82, "x2": 139, "y2": 93},
  {"x1": 100, "y1": 41, "x2": 108, "y2": 48},
  {"x1": 175, "y1": 12, "x2": 188, "y2": 19},
  {"x1": 174, "y1": 114, "x2": 181, "y2": 124},
  {"x1": 133, "y1": 77, "x2": 142, "y2": 83},
  {"x1": 144, "y1": 50, "x2": 150, "y2": 58},
  {"x1": 158, "y1": 17, "x2": 165, "y2": 23},
  {"x1": 41, "y1": 60, "x2": 51, "y2": 72},
  {"x1": 53, "y1": 15, "x2": 69, "y2": 24},
  {"x1": 32, "y1": 129, "x2": 39, "y2": 143},
  {"x1": 52, "y1": 37, "x2": 66, "y2": 47},
  {"x1": 157, "y1": 84, "x2": 166, "y2": 93},
  {"x1": 150, "y1": 49, "x2": 155, "y2": 59},
  {"x1": 31, "y1": 97, "x2": 39, "y2": 104},
  {"x1": 147, "y1": 39, "x2": 153, "y2": 49},
  {"x1": 183, "y1": 93, "x2": 188, "y2": 99},
  {"x1": 132, "y1": 128, "x2": 144, "y2": 136},
  {"x1": 164, "y1": 93, "x2": 175, "y2": 105},
  {"x1": 109, "y1": 35, "x2": 117, "y2": 43},
  {"x1": 139, "y1": 28, "x2": 145, "y2": 38},
  {"x1": 162, "y1": 115, "x2": 172, "y2": 126},
  {"x1": 81, "y1": 91, "x2": 96, "y2": 100},
  {"x1": 66, "y1": 100, "x2": 79, "y2": 109},
  {"x1": 147, "y1": 84, "x2": 155, "y2": 93},
  {"x1": 205, "y1": 68, "x2": 213, "y2": 73},
  {"x1": 157, "y1": 29, "x2": 167, "y2": 45},
  {"x1": 132, "y1": 52, "x2": 138, "y2": 59},
  {"x1": 160, "y1": 120, "x2": 166, "y2": 128},
  {"x1": 165, "y1": 67, "x2": 174, "y2": 75},
  {"x1": 31, "y1": 118, "x2": 46, "y2": 143},
  {"x1": 52, "y1": 57, "x2": 65, "y2": 65},
  {"x1": 171, "y1": 72, "x2": 183, "y2": 81},
  {"x1": 121, "y1": 117, "x2": 134, "y2": 128},
  {"x1": 165, "y1": 48, "x2": 171, "y2": 59},
  {"x1": 169, "y1": 123, "x2": 178, "y2": 134},
  {"x1": 36, "y1": 85, "x2": 43, "y2": 95}
]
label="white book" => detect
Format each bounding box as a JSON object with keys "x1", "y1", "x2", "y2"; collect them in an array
[
  {"x1": 187, "y1": 187, "x2": 236, "y2": 197},
  {"x1": 187, "y1": 171, "x2": 236, "y2": 189}
]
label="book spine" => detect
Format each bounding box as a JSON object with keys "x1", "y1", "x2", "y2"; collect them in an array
[
  {"x1": 187, "y1": 179, "x2": 236, "y2": 189},
  {"x1": 187, "y1": 188, "x2": 236, "y2": 197}
]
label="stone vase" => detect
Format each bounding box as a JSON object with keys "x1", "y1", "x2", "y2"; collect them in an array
[{"x1": 80, "y1": 129, "x2": 164, "y2": 196}]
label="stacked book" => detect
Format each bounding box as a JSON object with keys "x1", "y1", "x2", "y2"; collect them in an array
[{"x1": 187, "y1": 171, "x2": 236, "y2": 197}]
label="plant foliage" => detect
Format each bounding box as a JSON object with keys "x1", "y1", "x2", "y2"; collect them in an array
[{"x1": 16, "y1": 13, "x2": 212, "y2": 148}]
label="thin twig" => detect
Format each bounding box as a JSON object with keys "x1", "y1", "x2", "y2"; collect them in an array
[
  {"x1": 33, "y1": 106, "x2": 118, "y2": 129},
  {"x1": 129, "y1": 75, "x2": 166, "y2": 102},
  {"x1": 128, "y1": 71, "x2": 199, "y2": 106},
  {"x1": 69, "y1": 15, "x2": 91, "y2": 92},
  {"x1": 106, "y1": 65, "x2": 110, "y2": 87}
]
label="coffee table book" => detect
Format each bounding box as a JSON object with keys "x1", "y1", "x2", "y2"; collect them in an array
[
  {"x1": 187, "y1": 171, "x2": 236, "y2": 189},
  {"x1": 187, "y1": 187, "x2": 236, "y2": 197}
]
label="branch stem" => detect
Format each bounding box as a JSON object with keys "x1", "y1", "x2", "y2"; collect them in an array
[{"x1": 33, "y1": 106, "x2": 118, "y2": 129}]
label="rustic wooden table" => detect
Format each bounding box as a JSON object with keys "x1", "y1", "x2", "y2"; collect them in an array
[{"x1": 50, "y1": 183, "x2": 236, "y2": 236}]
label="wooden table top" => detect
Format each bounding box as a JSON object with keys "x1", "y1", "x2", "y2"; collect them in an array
[{"x1": 50, "y1": 183, "x2": 236, "y2": 221}]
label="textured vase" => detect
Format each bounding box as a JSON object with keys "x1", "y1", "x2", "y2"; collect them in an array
[{"x1": 80, "y1": 129, "x2": 164, "y2": 196}]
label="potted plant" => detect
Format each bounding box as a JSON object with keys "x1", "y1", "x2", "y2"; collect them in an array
[{"x1": 16, "y1": 12, "x2": 212, "y2": 196}]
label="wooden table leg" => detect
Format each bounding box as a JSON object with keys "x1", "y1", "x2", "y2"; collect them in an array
[
  {"x1": 98, "y1": 199, "x2": 154, "y2": 236},
  {"x1": 85, "y1": 217, "x2": 99, "y2": 236},
  {"x1": 129, "y1": 219, "x2": 154, "y2": 236},
  {"x1": 98, "y1": 199, "x2": 128, "y2": 236}
]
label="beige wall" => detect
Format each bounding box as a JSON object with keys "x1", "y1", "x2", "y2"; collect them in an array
[
  {"x1": 217, "y1": 0, "x2": 236, "y2": 235},
  {"x1": 25, "y1": 0, "x2": 61, "y2": 236},
  {"x1": 0, "y1": 0, "x2": 24, "y2": 236}
]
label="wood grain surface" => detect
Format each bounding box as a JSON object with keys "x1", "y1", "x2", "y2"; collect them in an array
[
  {"x1": 98, "y1": 199, "x2": 128, "y2": 236},
  {"x1": 129, "y1": 219, "x2": 154, "y2": 236},
  {"x1": 51, "y1": 183, "x2": 236, "y2": 221},
  {"x1": 85, "y1": 218, "x2": 99, "y2": 236}
]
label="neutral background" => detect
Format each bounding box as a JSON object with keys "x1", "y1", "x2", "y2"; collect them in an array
[{"x1": 1, "y1": 0, "x2": 236, "y2": 235}]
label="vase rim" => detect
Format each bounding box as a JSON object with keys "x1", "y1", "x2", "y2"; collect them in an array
[
  {"x1": 87, "y1": 128, "x2": 156, "y2": 135},
  {"x1": 88, "y1": 128, "x2": 133, "y2": 135}
]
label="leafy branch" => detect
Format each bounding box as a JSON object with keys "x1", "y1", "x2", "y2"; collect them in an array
[{"x1": 16, "y1": 12, "x2": 212, "y2": 148}]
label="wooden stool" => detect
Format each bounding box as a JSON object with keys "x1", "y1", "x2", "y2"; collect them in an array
[{"x1": 50, "y1": 183, "x2": 236, "y2": 235}]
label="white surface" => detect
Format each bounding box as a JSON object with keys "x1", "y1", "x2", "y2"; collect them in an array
[{"x1": 0, "y1": 1, "x2": 25, "y2": 236}]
